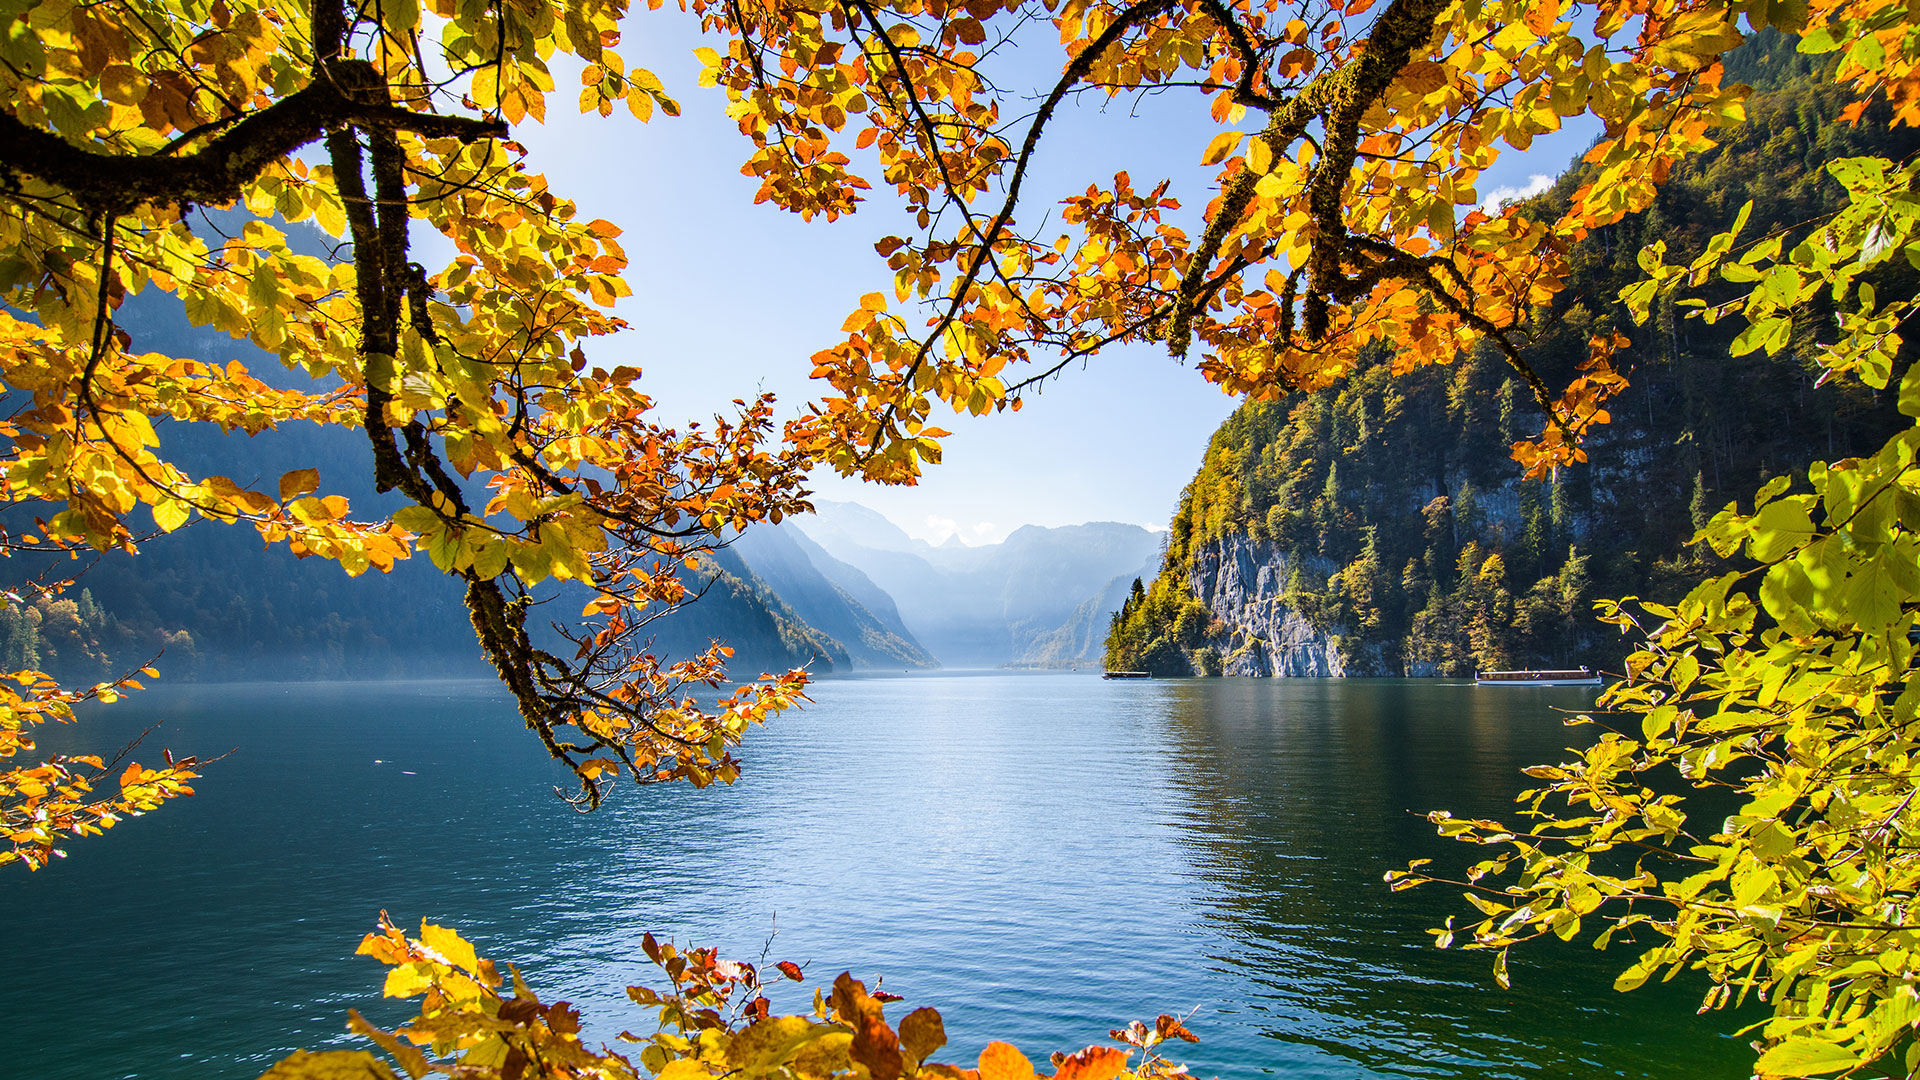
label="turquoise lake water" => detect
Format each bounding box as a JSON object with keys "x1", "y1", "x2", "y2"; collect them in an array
[{"x1": 1, "y1": 674, "x2": 1752, "y2": 1078}]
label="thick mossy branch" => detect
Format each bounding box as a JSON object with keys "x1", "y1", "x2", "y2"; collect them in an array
[
  {"x1": 1167, "y1": 0, "x2": 1454, "y2": 353},
  {"x1": 0, "y1": 60, "x2": 504, "y2": 216}
]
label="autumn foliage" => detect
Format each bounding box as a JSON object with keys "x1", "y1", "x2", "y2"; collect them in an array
[
  {"x1": 0, "y1": 663, "x2": 200, "y2": 869},
  {"x1": 8, "y1": 0, "x2": 1920, "y2": 1068},
  {"x1": 687, "y1": 0, "x2": 1920, "y2": 481},
  {"x1": 0, "y1": 0, "x2": 826, "y2": 860},
  {"x1": 5, "y1": 0, "x2": 1918, "y2": 860},
  {"x1": 259, "y1": 916, "x2": 1200, "y2": 1080}
]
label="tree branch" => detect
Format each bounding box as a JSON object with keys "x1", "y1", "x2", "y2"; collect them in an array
[
  {"x1": 0, "y1": 59, "x2": 504, "y2": 216},
  {"x1": 1167, "y1": 0, "x2": 1453, "y2": 353}
]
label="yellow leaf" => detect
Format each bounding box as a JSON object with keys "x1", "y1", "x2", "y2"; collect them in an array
[
  {"x1": 1247, "y1": 137, "x2": 1273, "y2": 174},
  {"x1": 1200, "y1": 130, "x2": 1245, "y2": 166},
  {"x1": 382, "y1": 963, "x2": 435, "y2": 998},
  {"x1": 420, "y1": 922, "x2": 481, "y2": 976},
  {"x1": 279, "y1": 468, "x2": 320, "y2": 503},
  {"x1": 658, "y1": 1059, "x2": 713, "y2": 1080},
  {"x1": 152, "y1": 499, "x2": 190, "y2": 533},
  {"x1": 257, "y1": 1050, "x2": 400, "y2": 1080},
  {"x1": 1754, "y1": 1038, "x2": 1860, "y2": 1078},
  {"x1": 726, "y1": 1016, "x2": 833, "y2": 1071}
]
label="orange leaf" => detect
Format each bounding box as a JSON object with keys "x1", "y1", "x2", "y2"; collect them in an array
[
  {"x1": 279, "y1": 468, "x2": 320, "y2": 503},
  {"x1": 1397, "y1": 61, "x2": 1446, "y2": 94},
  {"x1": 1200, "y1": 130, "x2": 1244, "y2": 166},
  {"x1": 979, "y1": 1042, "x2": 1036, "y2": 1080},
  {"x1": 1154, "y1": 1014, "x2": 1199, "y2": 1043},
  {"x1": 1051, "y1": 1046, "x2": 1128, "y2": 1080},
  {"x1": 1523, "y1": 0, "x2": 1560, "y2": 35},
  {"x1": 847, "y1": 994, "x2": 904, "y2": 1078}
]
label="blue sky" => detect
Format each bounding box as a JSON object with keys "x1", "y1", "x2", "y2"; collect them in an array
[{"x1": 517, "y1": 11, "x2": 1598, "y2": 544}]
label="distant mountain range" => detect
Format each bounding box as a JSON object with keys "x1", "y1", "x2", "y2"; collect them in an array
[
  {"x1": 1, "y1": 438, "x2": 1154, "y2": 680},
  {"x1": 797, "y1": 501, "x2": 1161, "y2": 668}
]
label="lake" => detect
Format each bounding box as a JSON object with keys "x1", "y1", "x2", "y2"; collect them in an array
[{"x1": 1, "y1": 673, "x2": 1751, "y2": 1078}]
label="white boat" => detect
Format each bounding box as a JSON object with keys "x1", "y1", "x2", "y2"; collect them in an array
[{"x1": 1475, "y1": 667, "x2": 1603, "y2": 686}]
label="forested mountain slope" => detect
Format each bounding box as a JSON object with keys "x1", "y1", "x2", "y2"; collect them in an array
[{"x1": 1106, "y1": 42, "x2": 1920, "y2": 677}]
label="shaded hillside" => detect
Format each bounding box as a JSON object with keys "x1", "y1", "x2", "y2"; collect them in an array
[
  {"x1": 726, "y1": 523, "x2": 936, "y2": 669},
  {"x1": 784, "y1": 525, "x2": 925, "y2": 648},
  {"x1": 1106, "y1": 44, "x2": 1920, "y2": 677},
  {"x1": 659, "y1": 545, "x2": 849, "y2": 674},
  {"x1": 1011, "y1": 562, "x2": 1156, "y2": 668}
]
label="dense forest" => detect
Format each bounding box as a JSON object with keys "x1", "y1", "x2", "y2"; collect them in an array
[{"x1": 1106, "y1": 40, "x2": 1920, "y2": 677}]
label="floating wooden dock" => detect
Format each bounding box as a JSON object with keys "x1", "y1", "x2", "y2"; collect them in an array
[
  {"x1": 1475, "y1": 668, "x2": 1603, "y2": 686},
  {"x1": 1102, "y1": 670, "x2": 1153, "y2": 680}
]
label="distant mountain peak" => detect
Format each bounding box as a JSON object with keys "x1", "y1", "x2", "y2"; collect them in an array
[
  {"x1": 802, "y1": 499, "x2": 921, "y2": 554},
  {"x1": 795, "y1": 506, "x2": 1163, "y2": 668}
]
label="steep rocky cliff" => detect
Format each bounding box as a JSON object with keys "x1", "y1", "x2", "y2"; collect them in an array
[{"x1": 1186, "y1": 534, "x2": 1352, "y2": 677}]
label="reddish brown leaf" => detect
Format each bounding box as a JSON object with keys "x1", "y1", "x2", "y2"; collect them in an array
[
  {"x1": 776, "y1": 960, "x2": 805, "y2": 981},
  {"x1": 1153, "y1": 1015, "x2": 1198, "y2": 1044},
  {"x1": 548, "y1": 1002, "x2": 582, "y2": 1035},
  {"x1": 900, "y1": 1006, "x2": 948, "y2": 1062},
  {"x1": 835, "y1": 972, "x2": 905, "y2": 1080}
]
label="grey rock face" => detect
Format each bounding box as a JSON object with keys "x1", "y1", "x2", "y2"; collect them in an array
[{"x1": 1187, "y1": 532, "x2": 1397, "y2": 677}]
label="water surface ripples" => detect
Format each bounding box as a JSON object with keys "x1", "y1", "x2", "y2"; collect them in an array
[{"x1": 2, "y1": 673, "x2": 1748, "y2": 1078}]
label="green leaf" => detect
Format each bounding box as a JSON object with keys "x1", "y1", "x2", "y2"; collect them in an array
[
  {"x1": 1754, "y1": 474, "x2": 1794, "y2": 508},
  {"x1": 1845, "y1": 33, "x2": 1885, "y2": 71},
  {"x1": 1762, "y1": 265, "x2": 1800, "y2": 306},
  {"x1": 392, "y1": 505, "x2": 442, "y2": 534},
  {"x1": 1749, "y1": 499, "x2": 1816, "y2": 562},
  {"x1": 470, "y1": 539, "x2": 512, "y2": 580},
  {"x1": 1796, "y1": 23, "x2": 1842, "y2": 52},
  {"x1": 1754, "y1": 1037, "x2": 1859, "y2": 1077},
  {"x1": 1731, "y1": 200, "x2": 1754, "y2": 238},
  {"x1": 1827, "y1": 157, "x2": 1888, "y2": 192},
  {"x1": 1732, "y1": 316, "x2": 1791, "y2": 356},
  {"x1": 1836, "y1": 545, "x2": 1908, "y2": 631},
  {"x1": 1862, "y1": 218, "x2": 1902, "y2": 265}
]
